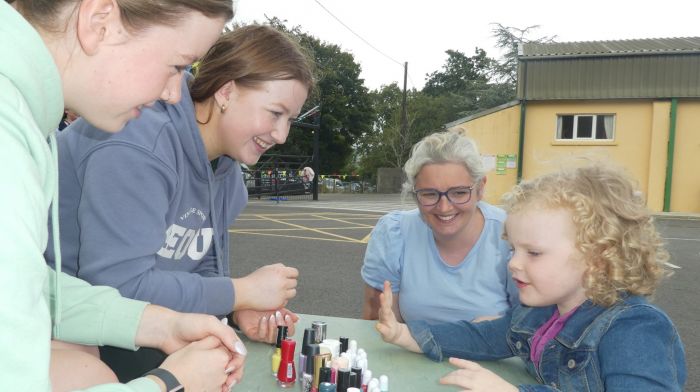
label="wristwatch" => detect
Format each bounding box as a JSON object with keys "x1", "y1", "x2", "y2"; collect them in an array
[{"x1": 144, "y1": 368, "x2": 184, "y2": 392}]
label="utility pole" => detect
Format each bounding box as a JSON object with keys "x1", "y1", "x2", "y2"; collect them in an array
[{"x1": 400, "y1": 62, "x2": 408, "y2": 140}]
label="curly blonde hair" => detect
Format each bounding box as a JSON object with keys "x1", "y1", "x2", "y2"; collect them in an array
[{"x1": 502, "y1": 164, "x2": 670, "y2": 307}]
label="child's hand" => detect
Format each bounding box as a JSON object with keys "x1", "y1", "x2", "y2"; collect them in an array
[
  {"x1": 440, "y1": 358, "x2": 518, "y2": 392},
  {"x1": 375, "y1": 281, "x2": 403, "y2": 344}
]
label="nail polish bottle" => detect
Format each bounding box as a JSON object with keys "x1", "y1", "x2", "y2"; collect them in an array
[
  {"x1": 319, "y1": 382, "x2": 337, "y2": 392},
  {"x1": 299, "y1": 328, "x2": 316, "y2": 380},
  {"x1": 319, "y1": 366, "x2": 332, "y2": 384},
  {"x1": 348, "y1": 372, "x2": 358, "y2": 391},
  {"x1": 272, "y1": 325, "x2": 287, "y2": 376},
  {"x1": 339, "y1": 336, "x2": 349, "y2": 353},
  {"x1": 351, "y1": 367, "x2": 362, "y2": 389},
  {"x1": 361, "y1": 369, "x2": 372, "y2": 392},
  {"x1": 379, "y1": 375, "x2": 389, "y2": 392},
  {"x1": 302, "y1": 344, "x2": 319, "y2": 392},
  {"x1": 336, "y1": 368, "x2": 350, "y2": 392},
  {"x1": 312, "y1": 321, "x2": 327, "y2": 343},
  {"x1": 277, "y1": 338, "x2": 296, "y2": 388}
]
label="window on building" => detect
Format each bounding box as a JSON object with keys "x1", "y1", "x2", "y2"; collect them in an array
[{"x1": 556, "y1": 114, "x2": 615, "y2": 140}]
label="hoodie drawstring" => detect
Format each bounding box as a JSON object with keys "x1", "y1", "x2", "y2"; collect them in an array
[{"x1": 48, "y1": 133, "x2": 62, "y2": 336}]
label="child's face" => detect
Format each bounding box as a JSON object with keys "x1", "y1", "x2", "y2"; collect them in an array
[
  {"x1": 506, "y1": 206, "x2": 588, "y2": 314},
  {"x1": 68, "y1": 11, "x2": 225, "y2": 132},
  {"x1": 212, "y1": 79, "x2": 308, "y2": 165},
  {"x1": 414, "y1": 162, "x2": 483, "y2": 243}
]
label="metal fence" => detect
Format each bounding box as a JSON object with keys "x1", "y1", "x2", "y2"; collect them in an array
[{"x1": 243, "y1": 154, "x2": 314, "y2": 201}]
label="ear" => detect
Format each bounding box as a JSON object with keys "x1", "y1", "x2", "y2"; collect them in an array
[
  {"x1": 76, "y1": 0, "x2": 119, "y2": 55},
  {"x1": 476, "y1": 176, "x2": 487, "y2": 199},
  {"x1": 214, "y1": 80, "x2": 236, "y2": 106}
]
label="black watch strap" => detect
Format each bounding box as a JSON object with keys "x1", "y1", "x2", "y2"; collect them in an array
[{"x1": 144, "y1": 368, "x2": 184, "y2": 392}]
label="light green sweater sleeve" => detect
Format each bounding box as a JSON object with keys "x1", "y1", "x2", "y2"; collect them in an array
[
  {"x1": 50, "y1": 267, "x2": 149, "y2": 349},
  {"x1": 0, "y1": 73, "x2": 159, "y2": 392}
]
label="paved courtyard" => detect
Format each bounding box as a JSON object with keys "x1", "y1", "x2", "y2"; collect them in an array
[{"x1": 229, "y1": 193, "x2": 700, "y2": 390}]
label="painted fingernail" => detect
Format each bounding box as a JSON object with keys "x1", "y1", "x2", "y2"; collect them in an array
[
  {"x1": 261, "y1": 315, "x2": 267, "y2": 324},
  {"x1": 229, "y1": 380, "x2": 237, "y2": 391},
  {"x1": 225, "y1": 366, "x2": 235, "y2": 374},
  {"x1": 284, "y1": 314, "x2": 291, "y2": 323},
  {"x1": 234, "y1": 340, "x2": 247, "y2": 356},
  {"x1": 275, "y1": 311, "x2": 282, "y2": 322}
]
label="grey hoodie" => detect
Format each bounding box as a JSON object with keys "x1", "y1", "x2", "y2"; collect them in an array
[{"x1": 46, "y1": 76, "x2": 247, "y2": 316}]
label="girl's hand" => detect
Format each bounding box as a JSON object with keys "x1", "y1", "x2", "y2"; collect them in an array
[
  {"x1": 439, "y1": 357, "x2": 518, "y2": 392},
  {"x1": 233, "y1": 263, "x2": 299, "y2": 310},
  {"x1": 234, "y1": 308, "x2": 299, "y2": 343},
  {"x1": 158, "y1": 336, "x2": 244, "y2": 392}
]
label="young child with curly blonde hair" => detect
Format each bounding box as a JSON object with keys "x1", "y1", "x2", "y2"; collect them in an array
[{"x1": 375, "y1": 164, "x2": 686, "y2": 391}]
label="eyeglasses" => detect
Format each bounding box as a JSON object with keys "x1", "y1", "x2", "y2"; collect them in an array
[{"x1": 412, "y1": 185, "x2": 476, "y2": 207}]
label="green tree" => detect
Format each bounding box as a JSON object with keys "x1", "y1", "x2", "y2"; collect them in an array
[
  {"x1": 490, "y1": 23, "x2": 557, "y2": 84},
  {"x1": 264, "y1": 18, "x2": 374, "y2": 174},
  {"x1": 355, "y1": 85, "x2": 458, "y2": 179},
  {"x1": 423, "y1": 48, "x2": 495, "y2": 97}
]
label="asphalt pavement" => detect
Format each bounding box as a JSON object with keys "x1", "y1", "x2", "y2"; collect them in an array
[{"x1": 228, "y1": 193, "x2": 700, "y2": 390}]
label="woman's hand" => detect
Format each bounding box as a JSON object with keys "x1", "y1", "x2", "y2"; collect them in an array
[
  {"x1": 158, "y1": 336, "x2": 244, "y2": 392},
  {"x1": 374, "y1": 281, "x2": 421, "y2": 352},
  {"x1": 233, "y1": 263, "x2": 299, "y2": 310},
  {"x1": 375, "y1": 281, "x2": 402, "y2": 344},
  {"x1": 439, "y1": 357, "x2": 518, "y2": 392},
  {"x1": 233, "y1": 308, "x2": 299, "y2": 343}
]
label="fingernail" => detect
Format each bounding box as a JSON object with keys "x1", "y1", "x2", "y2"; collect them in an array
[
  {"x1": 275, "y1": 310, "x2": 282, "y2": 321},
  {"x1": 229, "y1": 380, "x2": 237, "y2": 391},
  {"x1": 284, "y1": 314, "x2": 291, "y2": 323},
  {"x1": 234, "y1": 340, "x2": 247, "y2": 356},
  {"x1": 225, "y1": 366, "x2": 235, "y2": 374},
  {"x1": 261, "y1": 315, "x2": 267, "y2": 323}
]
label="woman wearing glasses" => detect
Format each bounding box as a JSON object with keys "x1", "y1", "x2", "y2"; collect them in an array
[{"x1": 361, "y1": 131, "x2": 518, "y2": 323}]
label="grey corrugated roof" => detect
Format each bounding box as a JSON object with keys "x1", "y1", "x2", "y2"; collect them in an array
[
  {"x1": 520, "y1": 37, "x2": 700, "y2": 59},
  {"x1": 445, "y1": 100, "x2": 520, "y2": 128}
]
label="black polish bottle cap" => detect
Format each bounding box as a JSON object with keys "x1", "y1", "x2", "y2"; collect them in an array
[
  {"x1": 275, "y1": 325, "x2": 286, "y2": 348},
  {"x1": 336, "y1": 368, "x2": 350, "y2": 392},
  {"x1": 339, "y1": 336, "x2": 349, "y2": 353},
  {"x1": 305, "y1": 344, "x2": 320, "y2": 374},
  {"x1": 348, "y1": 372, "x2": 357, "y2": 390},
  {"x1": 319, "y1": 366, "x2": 332, "y2": 383},
  {"x1": 302, "y1": 328, "x2": 316, "y2": 355},
  {"x1": 351, "y1": 367, "x2": 362, "y2": 387}
]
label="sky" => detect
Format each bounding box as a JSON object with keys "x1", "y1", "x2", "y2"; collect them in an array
[{"x1": 233, "y1": 0, "x2": 698, "y2": 91}]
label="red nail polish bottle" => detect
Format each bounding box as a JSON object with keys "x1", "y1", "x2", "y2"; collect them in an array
[{"x1": 277, "y1": 338, "x2": 296, "y2": 387}]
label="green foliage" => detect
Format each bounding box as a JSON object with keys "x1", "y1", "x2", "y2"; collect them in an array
[
  {"x1": 423, "y1": 48, "x2": 495, "y2": 97},
  {"x1": 263, "y1": 18, "x2": 374, "y2": 174},
  {"x1": 247, "y1": 19, "x2": 554, "y2": 180},
  {"x1": 490, "y1": 23, "x2": 557, "y2": 84}
]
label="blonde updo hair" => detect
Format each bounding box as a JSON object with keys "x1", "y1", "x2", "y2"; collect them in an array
[{"x1": 501, "y1": 163, "x2": 670, "y2": 307}]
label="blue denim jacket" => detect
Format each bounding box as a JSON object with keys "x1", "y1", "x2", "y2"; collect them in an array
[{"x1": 407, "y1": 295, "x2": 686, "y2": 391}]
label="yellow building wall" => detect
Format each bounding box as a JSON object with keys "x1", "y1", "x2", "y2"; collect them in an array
[
  {"x1": 449, "y1": 105, "x2": 520, "y2": 205},
  {"x1": 646, "y1": 102, "x2": 671, "y2": 211},
  {"x1": 671, "y1": 100, "x2": 700, "y2": 212},
  {"x1": 448, "y1": 99, "x2": 699, "y2": 212}
]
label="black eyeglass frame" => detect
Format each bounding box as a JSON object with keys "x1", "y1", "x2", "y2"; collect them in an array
[{"x1": 412, "y1": 184, "x2": 477, "y2": 207}]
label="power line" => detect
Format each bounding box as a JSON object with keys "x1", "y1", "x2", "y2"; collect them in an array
[{"x1": 313, "y1": 0, "x2": 404, "y2": 68}]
